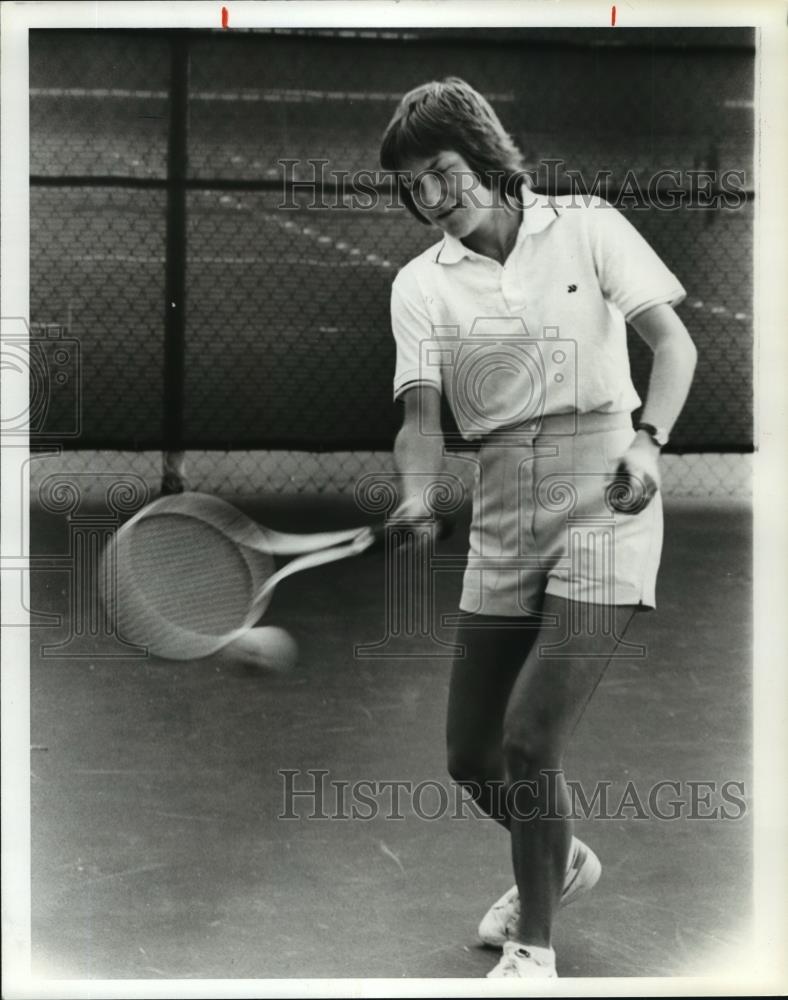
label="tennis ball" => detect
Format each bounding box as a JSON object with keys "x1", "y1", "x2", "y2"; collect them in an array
[{"x1": 227, "y1": 626, "x2": 299, "y2": 672}]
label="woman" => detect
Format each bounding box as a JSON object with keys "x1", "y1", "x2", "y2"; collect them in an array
[{"x1": 379, "y1": 78, "x2": 697, "y2": 978}]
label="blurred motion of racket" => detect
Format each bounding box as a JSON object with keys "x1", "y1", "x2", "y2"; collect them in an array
[{"x1": 101, "y1": 492, "x2": 447, "y2": 666}]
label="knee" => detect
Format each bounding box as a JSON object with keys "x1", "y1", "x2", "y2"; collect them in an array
[
  {"x1": 501, "y1": 718, "x2": 562, "y2": 780},
  {"x1": 446, "y1": 744, "x2": 496, "y2": 788},
  {"x1": 446, "y1": 747, "x2": 478, "y2": 787}
]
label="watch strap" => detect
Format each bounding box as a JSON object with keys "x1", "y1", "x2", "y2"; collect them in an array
[{"x1": 635, "y1": 422, "x2": 668, "y2": 447}]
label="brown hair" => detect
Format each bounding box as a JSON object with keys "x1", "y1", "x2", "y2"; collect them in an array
[{"x1": 379, "y1": 77, "x2": 527, "y2": 224}]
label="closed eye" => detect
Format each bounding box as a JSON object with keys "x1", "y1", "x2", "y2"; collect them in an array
[{"x1": 402, "y1": 159, "x2": 455, "y2": 188}]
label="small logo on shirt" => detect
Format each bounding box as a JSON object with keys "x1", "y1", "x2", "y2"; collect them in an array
[{"x1": 567, "y1": 284, "x2": 578, "y2": 293}]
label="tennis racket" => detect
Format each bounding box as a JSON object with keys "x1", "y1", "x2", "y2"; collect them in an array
[{"x1": 101, "y1": 491, "x2": 445, "y2": 661}]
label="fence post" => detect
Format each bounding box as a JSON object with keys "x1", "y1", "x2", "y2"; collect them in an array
[{"x1": 162, "y1": 34, "x2": 190, "y2": 495}]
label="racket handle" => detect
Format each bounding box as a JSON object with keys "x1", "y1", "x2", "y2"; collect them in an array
[{"x1": 365, "y1": 516, "x2": 452, "y2": 552}]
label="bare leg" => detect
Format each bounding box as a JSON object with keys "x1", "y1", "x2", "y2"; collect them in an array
[
  {"x1": 502, "y1": 595, "x2": 638, "y2": 947},
  {"x1": 446, "y1": 612, "x2": 544, "y2": 827}
]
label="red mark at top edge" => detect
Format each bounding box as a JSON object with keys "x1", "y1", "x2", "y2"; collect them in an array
[
  {"x1": 222, "y1": 6, "x2": 229, "y2": 28},
  {"x1": 611, "y1": 5, "x2": 616, "y2": 26}
]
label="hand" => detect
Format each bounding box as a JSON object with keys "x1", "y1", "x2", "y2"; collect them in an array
[
  {"x1": 606, "y1": 434, "x2": 661, "y2": 515},
  {"x1": 387, "y1": 494, "x2": 443, "y2": 549},
  {"x1": 391, "y1": 494, "x2": 433, "y2": 522}
]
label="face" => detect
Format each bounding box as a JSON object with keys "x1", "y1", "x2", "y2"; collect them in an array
[{"x1": 400, "y1": 150, "x2": 496, "y2": 238}]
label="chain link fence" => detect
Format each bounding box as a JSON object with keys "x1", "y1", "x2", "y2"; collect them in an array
[
  {"x1": 27, "y1": 449, "x2": 751, "y2": 504},
  {"x1": 27, "y1": 27, "x2": 754, "y2": 499}
]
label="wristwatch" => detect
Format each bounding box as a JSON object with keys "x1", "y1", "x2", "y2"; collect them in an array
[{"x1": 635, "y1": 421, "x2": 669, "y2": 448}]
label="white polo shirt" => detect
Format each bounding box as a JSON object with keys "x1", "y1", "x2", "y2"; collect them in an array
[{"x1": 391, "y1": 191, "x2": 686, "y2": 440}]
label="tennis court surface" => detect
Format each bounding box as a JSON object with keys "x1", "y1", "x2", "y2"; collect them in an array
[{"x1": 30, "y1": 491, "x2": 751, "y2": 979}]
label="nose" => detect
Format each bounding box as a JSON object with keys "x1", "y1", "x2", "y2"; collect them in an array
[{"x1": 415, "y1": 172, "x2": 448, "y2": 214}]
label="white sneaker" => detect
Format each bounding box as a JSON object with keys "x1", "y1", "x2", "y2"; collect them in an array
[
  {"x1": 487, "y1": 941, "x2": 557, "y2": 979},
  {"x1": 478, "y1": 838, "x2": 601, "y2": 947}
]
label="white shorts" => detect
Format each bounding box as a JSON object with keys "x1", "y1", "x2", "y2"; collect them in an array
[{"x1": 459, "y1": 412, "x2": 664, "y2": 615}]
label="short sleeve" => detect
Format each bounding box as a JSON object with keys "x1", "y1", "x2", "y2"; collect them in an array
[
  {"x1": 586, "y1": 198, "x2": 687, "y2": 321},
  {"x1": 390, "y1": 265, "x2": 443, "y2": 401}
]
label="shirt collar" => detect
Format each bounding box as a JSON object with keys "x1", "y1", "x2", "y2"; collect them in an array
[{"x1": 435, "y1": 187, "x2": 561, "y2": 266}]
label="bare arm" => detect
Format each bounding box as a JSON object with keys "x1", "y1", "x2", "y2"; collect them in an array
[
  {"x1": 393, "y1": 385, "x2": 445, "y2": 515},
  {"x1": 629, "y1": 302, "x2": 698, "y2": 450},
  {"x1": 612, "y1": 303, "x2": 697, "y2": 509}
]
